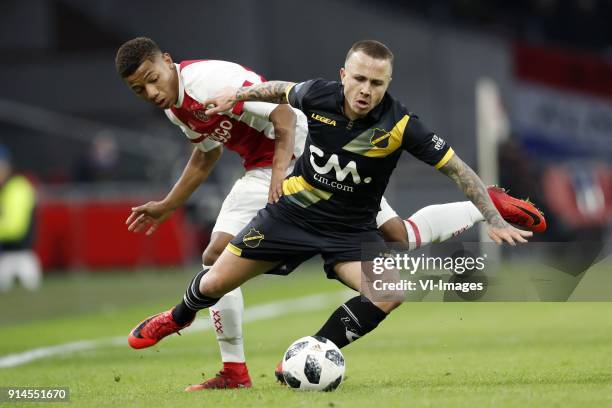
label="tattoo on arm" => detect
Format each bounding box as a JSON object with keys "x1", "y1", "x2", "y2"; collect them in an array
[
  {"x1": 439, "y1": 155, "x2": 506, "y2": 228},
  {"x1": 235, "y1": 81, "x2": 294, "y2": 104}
]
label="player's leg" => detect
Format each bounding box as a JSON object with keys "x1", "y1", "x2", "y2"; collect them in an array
[
  {"x1": 194, "y1": 231, "x2": 250, "y2": 390},
  {"x1": 128, "y1": 251, "x2": 278, "y2": 350},
  {"x1": 406, "y1": 202, "x2": 486, "y2": 246},
  {"x1": 313, "y1": 260, "x2": 402, "y2": 349},
  {"x1": 377, "y1": 196, "x2": 483, "y2": 249},
  {"x1": 202, "y1": 232, "x2": 233, "y2": 266},
  {"x1": 312, "y1": 229, "x2": 403, "y2": 350},
  {"x1": 190, "y1": 170, "x2": 272, "y2": 390},
  {"x1": 130, "y1": 203, "x2": 316, "y2": 390},
  {"x1": 375, "y1": 196, "x2": 408, "y2": 243},
  {"x1": 274, "y1": 259, "x2": 401, "y2": 385},
  {"x1": 377, "y1": 187, "x2": 547, "y2": 249}
]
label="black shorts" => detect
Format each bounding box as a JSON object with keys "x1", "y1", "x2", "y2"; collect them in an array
[{"x1": 227, "y1": 203, "x2": 386, "y2": 279}]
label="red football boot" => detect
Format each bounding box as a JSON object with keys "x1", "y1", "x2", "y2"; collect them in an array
[
  {"x1": 487, "y1": 186, "x2": 547, "y2": 233},
  {"x1": 274, "y1": 361, "x2": 286, "y2": 385},
  {"x1": 184, "y1": 362, "x2": 252, "y2": 391},
  {"x1": 128, "y1": 308, "x2": 193, "y2": 349}
]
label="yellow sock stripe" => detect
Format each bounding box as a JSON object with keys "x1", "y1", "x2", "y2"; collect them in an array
[
  {"x1": 226, "y1": 243, "x2": 242, "y2": 257},
  {"x1": 434, "y1": 148, "x2": 455, "y2": 169}
]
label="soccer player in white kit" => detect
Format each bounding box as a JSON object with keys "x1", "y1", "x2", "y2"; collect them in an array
[{"x1": 115, "y1": 37, "x2": 546, "y2": 390}]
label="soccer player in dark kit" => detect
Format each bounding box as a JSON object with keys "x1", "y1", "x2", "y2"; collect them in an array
[{"x1": 126, "y1": 39, "x2": 536, "y2": 390}]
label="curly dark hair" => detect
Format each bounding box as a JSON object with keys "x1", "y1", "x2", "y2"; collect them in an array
[{"x1": 115, "y1": 37, "x2": 162, "y2": 77}]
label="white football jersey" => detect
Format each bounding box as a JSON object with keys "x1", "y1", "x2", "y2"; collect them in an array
[{"x1": 165, "y1": 60, "x2": 306, "y2": 170}]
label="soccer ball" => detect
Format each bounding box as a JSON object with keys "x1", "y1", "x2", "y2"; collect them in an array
[{"x1": 281, "y1": 336, "x2": 345, "y2": 391}]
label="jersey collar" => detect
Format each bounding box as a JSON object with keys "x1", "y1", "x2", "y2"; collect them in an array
[{"x1": 174, "y1": 63, "x2": 185, "y2": 108}]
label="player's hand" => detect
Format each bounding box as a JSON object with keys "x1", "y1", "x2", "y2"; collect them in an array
[
  {"x1": 126, "y1": 201, "x2": 174, "y2": 236},
  {"x1": 203, "y1": 87, "x2": 240, "y2": 116},
  {"x1": 486, "y1": 219, "x2": 532, "y2": 245},
  {"x1": 268, "y1": 169, "x2": 285, "y2": 204}
]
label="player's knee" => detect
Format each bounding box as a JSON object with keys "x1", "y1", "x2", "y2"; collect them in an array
[
  {"x1": 379, "y1": 217, "x2": 409, "y2": 245},
  {"x1": 199, "y1": 274, "x2": 229, "y2": 299}
]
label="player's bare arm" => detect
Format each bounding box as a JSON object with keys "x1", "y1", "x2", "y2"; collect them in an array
[
  {"x1": 268, "y1": 105, "x2": 296, "y2": 203},
  {"x1": 204, "y1": 81, "x2": 296, "y2": 116},
  {"x1": 438, "y1": 154, "x2": 532, "y2": 245},
  {"x1": 126, "y1": 145, "x2": 223, "y2": 235},
  {"x1": 236, "y1": 81, "x2": 294, "y2": 104}
]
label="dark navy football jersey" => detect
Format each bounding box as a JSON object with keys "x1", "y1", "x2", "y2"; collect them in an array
[{"x1": 276, "y1": 79, "x2": 454, "y2": 232}]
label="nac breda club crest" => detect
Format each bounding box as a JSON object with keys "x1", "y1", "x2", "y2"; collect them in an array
[
  {"x1": 370, "y1": 128, "x2": 391, "y2": 149},
  {"x1": 243, "y1": 228, "x2": 264, "y2": 248}
]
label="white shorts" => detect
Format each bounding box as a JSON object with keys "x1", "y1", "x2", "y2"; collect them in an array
[
  {"x1": 212, "y1": 167, "x2": 274, "y2": 236},
  {"x1": 376, "y1": 196, "x2": 399, "y2": 227},
  {"x1": 212, "y1": 168, "x2": 400, "y2": 236}
]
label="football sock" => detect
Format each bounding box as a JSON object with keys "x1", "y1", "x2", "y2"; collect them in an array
[
  {"x1": 209, "y1": 286, "x2": 246, "y2": 363},
  {"x1": 172, "y1": 267, "x2": 220, "y2": 325},
  {"x1": 405, "y1": 201, "x2": 483, "y2": 249},
  {"x1": 314, "y1": 296, "x2": 387, "y2": 349}
]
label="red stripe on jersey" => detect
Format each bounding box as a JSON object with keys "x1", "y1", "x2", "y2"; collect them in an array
[
  {"x1": 231, "y1": 80, "x2": 254, "y2": 116},
  {"x1": 406, "y1": 219, "x2": 421, "y2": 248}
]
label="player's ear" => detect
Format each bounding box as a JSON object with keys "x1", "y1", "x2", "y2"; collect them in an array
[
  {"x1": 340, "y1": 67, "x2": 346, "y2": 84},
  {"x1": 162, "y1": 52, "x2": 174, "y2": 68}
]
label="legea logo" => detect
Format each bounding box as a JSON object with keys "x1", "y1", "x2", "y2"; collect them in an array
[{"x1": 309, "y1": 145, "x2": 370, "y2": 184}]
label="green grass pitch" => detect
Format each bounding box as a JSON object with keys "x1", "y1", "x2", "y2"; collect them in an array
[{"x1": 1, "y1": 262, "x2": 611, "y2": 407}]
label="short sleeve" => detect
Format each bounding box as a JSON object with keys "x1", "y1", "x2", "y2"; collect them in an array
[
  {"x1": 241, "y1": 101, "x2": 278, "y2": 119},
  {"x1": 286, "y1": 79, "x2": 325, "y2": 111},
  {"x1": 194, "y1": 138, "x2": 222, "y2": 153},
  {"x1": 402, "y1": 115, "x2": 454, "y2": 169}
]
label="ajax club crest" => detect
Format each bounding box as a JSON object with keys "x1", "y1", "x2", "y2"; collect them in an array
[
  {"x1": 193, "y1": 109, "x2": 210, "y2": 122},
  {"x1": 243, "y1": 228, "x2": 265, "y2": 248}
]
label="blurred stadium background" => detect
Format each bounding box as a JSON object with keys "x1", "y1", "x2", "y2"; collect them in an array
[{"x1": 0, "y1": 1, "x2": 611, "y2": 405}]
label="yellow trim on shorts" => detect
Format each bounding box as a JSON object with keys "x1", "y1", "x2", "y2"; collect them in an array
[
  {"x1": 227, "y1": 243, "x2": 242, "y2": 257},
  {"x1": 434, "y1": 148, "x2": 455, "y2": 169}
]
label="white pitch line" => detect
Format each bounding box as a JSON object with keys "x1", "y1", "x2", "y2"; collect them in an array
[{"x1": 0, "y1": 291, "x2": 350, "y2": 369}]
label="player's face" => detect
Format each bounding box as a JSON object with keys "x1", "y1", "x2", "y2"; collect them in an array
[
  {"x1": 124, "y1": 53, "x2": 179, "y2": 109},
  {"x1": 340, "y1": 51, "x2": 392, "y2": 120}
]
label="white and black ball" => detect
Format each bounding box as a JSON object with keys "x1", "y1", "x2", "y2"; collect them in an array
[{"x1": 281, "y1": 336, "x2": 345, "y2": 391}]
